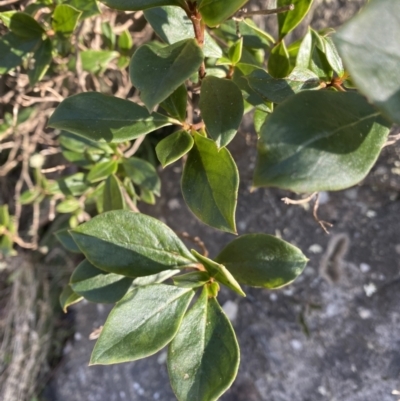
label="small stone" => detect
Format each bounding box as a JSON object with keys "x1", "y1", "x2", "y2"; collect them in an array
[
  {"x1": 366, "y1": 210, "x2": 377, "y2": 218},
  {"x1": 309, "y1": 244, "x2": 323, "y2": 254},
  {"x1": 318, "y1": 386, "x2": 328, "y2": 396},
  {"x1": 358, "y1": 308, "x2": 372, "y2": 319},
  {"x1": 363, "y1": 283, "x2": 377, "y2": 297},
  {"x1": 74, "y1": 332, "x2": 82, "y2": 341},
  {"x1": 360, "y1": 263, "x2": 371, "y2": 273},
  {"x1": 318, "y1": 191, "x2": 330, "y2": 205},
  {"x1": 222, "y1": 300, "x2": 238, "y2": 323},
  {"x1": 237, "y1": 221, "x2": 247, "y2": 231},
  {"x1": 395, "y1": 244, "x2": 400, "y2": 255},
  {"x1": 269, "y1": 293, "x2": 278, "y2": 302},
  {"x1": 168, "y1": 199, "x2": 180, "y2": 210},
  {"x1": 290, "y1": 339, "x2": 303, "y2": 351},
  {"x1": 157, "y1": 351, "x2": 167, "y2": 365}
]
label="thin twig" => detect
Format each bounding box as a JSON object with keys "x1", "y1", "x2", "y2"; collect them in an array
[
  {"x1": 124, "y1": 135, "x2": 146, "y2": 158},
  {"x1": 233, "y1": 4, "x2": 295, "y2": 20},
  {"x1": 177, "y1": 231, "x2": 208, "y2": 257},
  {"x1": 313, "y1": 193, "x2": 333, "y2": 234},
  {"x1": 282, "y1": 192, "x2": 317, "y2": 205}
]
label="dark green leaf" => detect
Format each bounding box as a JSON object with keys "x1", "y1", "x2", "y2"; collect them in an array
[
  {"x1": 334, "y1": 0, "x2": 400, "y2": 124},
  {"x1": 268, "y1": 40, "x2": 291, "y2": 79},
  {"x1": 65, "y1": 0, "x2": 100, "y2": 19},
  {"x1": 87, "y1": 160, "x2": 118, "y2": 183},
  {"x1": 49, "y1": 92, "x2": 173, "y2": 143},
  {"x1": 80, "y1": 50, "x2": 119, "y2": 74},
  {"x1": 130, "y1": 39, "x2": 204, "y2": 112},
  {"x1": 70, "y1": 259, "x2": 133, "y2": 303},
  {"x1": 245, "y1": 67, "x2": 320, "y2": 104},
  {"x1": 52, "y1": 4, "x2": 82, "y2": 36},
  {"x1": 173, "y1": 271, "x2": 211, "y2": 288},
  {"x1": 160, "y1": 84, "x2": 187, "y2": 122},
  {"x1": 278, "y1": 0, "x2": 314, "y2": 39},
  {"x1": 191, "y1": 250, "x2": 245, "y2": 297},
  {"x1": 144, "y1": 6, "x2": 222, "y2": 58},
  {"x1": 215, "y1": 234, "x2": 308, "y2": 288},
  {"x1": 90, "y1": 284, "x2": 194, "y2": 364},
  {"x1": 198, "y1": 0, "x2": 248, "y2": 27},
  {"x1": 253, "y1": 91, "x2": 390, "y2": 192},
  {"x1": 168, "y1": 288, "x2": 240, "y2": 401},
  {"x1": 103, "y1": 174, "x2": 125, "y2": 212},
  {"x1": 9, "y1": 12, "x2": 45, "y2": 39},
  {"x1": 156, "y1": 130, "x2": 194, "y2": 167},
  {"x1": 133, "y1": 270, "x2": 179, "y2": 287},
  {"x1": 28, "y1": 38, "x2": 52, "y2": 86},
  {"x1": 71, "y1": 210, "x2": 197, "y2": 277},
  {"x1": 100, "y1": 0, "x2": 186, "y2": 11},
  {"x1": 181, "y1": 133, "x2": 239, "y2": 233},
  {"x1": 60, "y1": 285, "x2": 83, "y2": 313},
  {"x1": 55, "y1": 172, "x2": 89, "y2": 196},
  {"x1": 59, "y1": 131, "x2": 113, "y2": 154},
  {"x1": 199, "y1": 76, "x2": 244, "y2": 148},
  {"x1": 123, "y1": 157, "x2": 161, "y2": 195},
  {"x1": 55, "y1": 229, "x2": 82, "y2": 253}
]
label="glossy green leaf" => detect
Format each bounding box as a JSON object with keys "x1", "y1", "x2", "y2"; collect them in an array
[
  {"x1": 168, "y1": 288, "x2": 240, "y2": 401},
  {"x1": 173, "y1": 271, "x2": 211, "y2": 288},
  {"x1": 80, "y1": 50, "x2": 119, "y2": 74},
  {"x1": 55, "y1": 229, "x2": 82, "y2": 253},
  {"x1": 49, "y1": 92, "x2": 173, "y2": 143},
  {"x1": 268, "y1": 40, "x2": 291, "y2": 79},
  {"x1": 296, "y1": 28, "x2": 312, "y2": 69},
  {"x1": 65, "y1": 0, "x2": 100, "y2": 19},
  {"x1": 9, "y1": 12, "x2": 45, "y2": 39},
  {"x1": 130, "y1": 39, "x2": 204, "y2": 112},
  {"x1": 60, "y1": 285, "x2": 83, "y2": 313},
  {"x1": 144, "y1": 6, "x2": 222, "y2": 58},
  {"x1": 308, "y1": 29, "x2": 333, "y2": 81},
  {"x1": 103, "y1": 174, "x2": 125, "y2": 212},
  {"x1": 156, "y1": 130, "x2": 194, "y2": 167},
  {"x1": 52, "y1": 4, "x2": 81, "y2": 36},
  {"x1": 56, "y1": 198, "x2": 81, "y2": 214},
  {"x1": 87, "y1": 160, "x2": 118, "y2": 183},
  {"x1": 191, "y1": 250, "x2": 245, "y2": 297},
  {"x1": 90, "y1": 284, "x2": 194, "y2": 364},
  {"x1": 28, "y1": 38, "x2": 52, "y2": 86},
  {"x1": 215, "y1": 234, "x2": 308, "y2": 288},
  {"x1": 334, "y1": 0, "x2": 400, "y2": 124},
  {"x1": 324, "y1": 37, "x2": 344, "y2": 77},
  {"x1": 71, "y1": 210, "x2": 197, "y2": 277},
  {"x1": 278, "y1": 0, "x2": 314, "y2": 39},
  {"x1": 160, "y1": 84, "x2": 187, "y2": 122},
  {"x1": 100, "y1": 0, "x2": 185, "y2": 11},
  {"x1": 182, "y1": 134, "x2": 239, "y2": 233},
  {"x1": 245, "y1": 67, "x2": 320, "y2": 104},
  {"x1": 133, "y1": 270, "x2": 179, "y2": 287},
  {"x1": 198, "y1": 0, "x2": 248, "y2": 27},
  {"x1": 228, "y1": 38, "x2": 243, "y2": 65},
  {"x1": 59, "y1": 131, "x2": 113, "y2": 154},
  {"x1": 55, "y1": 173, "x2": 89, "y2": 196},
  {"x1": 70, "y1": 259, "x2": 133, "y2": 303},
  {"x1": 253, "y1": 91, "x2": 391, "y2": 192},
  {"x1": 199, "y1": 76, "x2": 244, "y2": 148},
  {"x1": 123, "y1": 157, "x2": 161, "y2": 195}
]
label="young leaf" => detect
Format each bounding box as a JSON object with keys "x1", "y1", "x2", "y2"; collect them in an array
[
  {"x1": 168, "y1": 288, "x2": 240, "y2": 401},
  {"x1": 334, "y1": 0, "x2": 400, "y2": 124},
  {"x1": 198, "y1": 0, "x2": 248, "y2": 27},
  {"x1": 139, "y1": 187, "x2": 156, "y2": 205},
  {"x1": 278, "y1": 0, "x2": 314, "y2": 39},
  {"x1": 156, "y1": 130, "x2": 194, "y2": 167},
  {"x1": 268, "y1": 40, "x2": 291, "y2": 79},
  {"x1": 55, "y1": 229, "x2": 82, "y2": 253},
  {"x1": 87, "y1": 160, "x2": 118, "y2": 183},
  {"x1": 48, "y1": 92, "x2": 173, "y2": 143},
  {"x1": 253, "y1": 91, "x2": 391, "y2": 192},
  {"x1": 80, "y1": 50, "x2": 119, "y2": 74},
  {"x1": 60, "y1": 285, "x2": 83, "y2": 313},
  {"x1": 103, "y1": 174, "x2": 125, "y2": 212},
  {"x1": 100, "y1": 0, "x2": 186, "y2": 11},
  {"x1": 228, "y1": 38, "x2": 243, "y2": 65},
  {"x1": 28, "y1": 38, "x2": 52, "y2": 86},
  {"x1": 215, "y1": 234, "x2": 308, "y2": 288},
  {"x1": 56, "y1": 198, "x2": 81, "y2": 214},
  {"x1": 118, "y1": 29, "x2": 133, "y2": 52},
  {"x1": 324, "y1": 37, "x2": 344, "y2": 77},
  {"x1": 173, "y1": 271, "x2": 211, "y2": 288},
  {"x1": 181, "y1": 134, "x2": 239, "y2": 234},
  {"x1": 191, "y1": 249, "x2": 245, "y2": 297},
  {"x1": 66, "y1": 0, "x2": 100, "y2": 19},
  {"x1": 199, "y1": 76, "x2": 244, "y2": 148},
  {"x1": 9, "y1": 12, "x2": 45, "y2": 39},
  {"x1": 130, "y1": 39, "x2": 204, "y2": 112},
  {"x1": 71, "y1": 210, "x2": 197, "y2": 277},
  {"x1": 160, "y1": 84, "x2": 187, "y2": 122},
  {"x1": 70, "y1": 259, "x2": 133, "y2": 303},
  {"x1": 90, "y1": 284, "x2": 194, "y2": 364},
  {"x1": 144, "y1": 6, "x2": 222, "y2": 58},
  {"x1": 54, "y1": 172, "x2": 88, "y2": 196},
  {"x1": 52, "y1": 4, "x2": 82, "y2": 36},
  {"x1": 123, "y1": 157, "x2": 161, "y2": 195},
  {"x1": 253, "y1": 109, "x2": 269, "y2": 137},
  {"x1": 20, "y1": 187, "x2": 41, "y2": 205}
]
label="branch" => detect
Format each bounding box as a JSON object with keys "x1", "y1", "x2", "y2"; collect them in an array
[{"x1": 233, "y1": 4, "x2": 295, "y2": 21}]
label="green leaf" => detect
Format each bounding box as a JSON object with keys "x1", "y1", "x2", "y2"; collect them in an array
[
  {"x1": 168, "y1": 288, "x2": 240, "y2": 401},
  {"x1": 253, "y1": 91, "x2": 391, "y2": 192},
  {"x1": 118, "y1": 30, "x2": 133, "y2": 52},
  {"x1": 54, "y1": 172, "x2": 89, "y2": 196},
  {"x1": 130, "y1": 39, "x2": 204, "y2": 112},
  {"x1": 324, "y1": 37, "x2": 344, "y2": 77},
  {"x1": 253, "y1": 109, "x2": 269, "y2": 137},
  {"x1": 144, "y1": 6, "x2": 222, "y2": 58},
  {"x1": 133, "y1": 270, "x2": 179, "y2": 287},
  {"x1": 278, "y1": 0, "x2": 314, "y2": 39},
  {"x1": 334, "y1": 0, "x2": 400, "y2": 124},
  {"x1": 55, "y1": 229, "x2": 82, "y2": 253},
  {"x1": 0, "y1": 11, "x2": 16, "y2": 28},
  {"x1": 173, "y1": 271, "x2": 211, "y2": 288},
  {"x1": 28, "y1": 38, "x2": 52, "y2": 86},
  {"x1": 123, "y1": 157, "x2": 161, "y2": 195},
  {"x1": 268, "y1": 40, "x2": 291, "y2": 79},
  {"x1": 156, "y1": 130, "x2": 194, "y2": 167},
  {"x1": 56, "y1": 198, "x2": 81, "y2": 214},
  {"x1": 160, "y1": 84, "x2": 187, "y2": 122},
  {"x1": 181, "y1": 133, "x2": 239, "y2": 234},
  {"x1": 60, "y1": 285, "x2": 83, "y2": 313},
  {"x1": 20, "y1": 187, "x2": 41, "y2": 205},
  {"x1": 103, "y1": 174, "x2": 125, "y2": 212},
  {"x1": 215, "y1": 234, "x2": 308, "y2": 288},
  {"x1": 228, "y1": 38, "x2": 243, "y2": 65},
  {"x1": 65, "y1": 0, "x2": 100, "y2": 19},
  {"x1": 59, "y1": 131, "x2": 113, "y2": 154},
  {"x1": 140, "y1": 187, "x2": 156, "y2": 205},
  {"x1": 49, "y1": 92, "x2": 173, "y2": 143},
  {"x1": 191, "y1": 250, "x2": 245, "y2": 297},
  {"x1": 99, "y1": 0, "x2": 186, "y2": 11},
  {"x1": 70, "y1": 259, "x2": 133, "y2": 303},
  {"x1": 80, "y1": 50, "x2": 119, "y2": 74},
  {"x1": 199, "y1": 76, "x2": 244, "y2": 148},
  {"x1": 90, "y1": 284, "x2": 194, "y2": 364},
  {"x1": 198, "y1": 0, "x2": 248, "y2": 27},
  {"x1": 87, "y1": 160, "x2": 118, "y2": 183},
  {"x1": 296, "y1": 29, "x2": 312, "y2": 69},
  {"x1": 52, "y1": 4, "x2": 82, "y2": 36},
  {"x1": 9, "y1": 12, "x2": 45, "y2": 39},
  {"x1": 245, "y1": 67, "x2": 321, "y2": 104},
  {"x1": 71, "y1": 210, "x2": 197, "y2": 277},
  {"x1": 0, "y1": 205, "x2": 10, "y2": 227}
]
